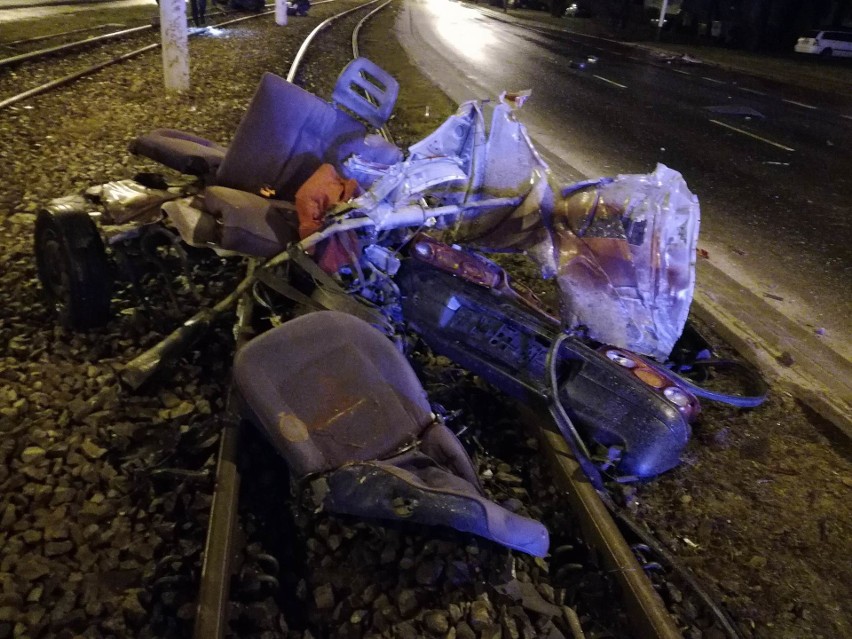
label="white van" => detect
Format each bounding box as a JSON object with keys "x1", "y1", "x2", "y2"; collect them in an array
[{"x1": 794, "y1": 30, "x2": 852, "y2": 57}]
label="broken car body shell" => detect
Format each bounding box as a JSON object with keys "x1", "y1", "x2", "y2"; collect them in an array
[{"x1": 344, "y1": 94, "x2": 701, "y2": 361}]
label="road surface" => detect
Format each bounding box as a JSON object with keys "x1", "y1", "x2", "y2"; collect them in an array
[{"x1": 396, "y1": 0, "x2": 852, "y2": 364}]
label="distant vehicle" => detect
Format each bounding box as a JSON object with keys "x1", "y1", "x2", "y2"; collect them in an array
[
  {"x1": 794, "y1": 30, "x2": 852, "y2": 57},
  {"x1": 564, "y1": 2, "x2": 592, "y2": 17}
]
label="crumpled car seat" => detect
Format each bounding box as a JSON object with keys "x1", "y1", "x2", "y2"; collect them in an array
[
  {"x1": 130, "y1": 58, "x2": 402, "y2": 200},
  {"x1": 130, "y1": 59, "x2": 403, "y2": 257},
  {"x1": 233, "y1": 311, "x2": 550, "y2": 557}
]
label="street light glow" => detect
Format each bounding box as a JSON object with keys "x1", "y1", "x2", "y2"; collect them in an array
[{"x1": 426, "y1": 0, "x2": 495, "y2": 63}]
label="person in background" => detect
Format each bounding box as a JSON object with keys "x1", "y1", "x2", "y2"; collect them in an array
[{"x1": 190, "y1": 0, "x2": 207, "y2": 26}]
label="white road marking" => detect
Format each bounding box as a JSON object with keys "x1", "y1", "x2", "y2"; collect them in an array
[
  {"x1": 738, "y1": 87, "x2": 767, "y2": 95},
  {"x1": 671, "y1": 69, "x2": 691, "y2": 76},
  {"x1": 702, "y1": 76, "x2": 726, "y2": 84},
  {"x1": 843, "y1": 114, "x2": 852, "y2": 120},
  {"x1": 783, "y1": 99, "x2": 818, "y2": 110},
  {"x1": 710, "y1": 119, "x2": 795, "y2": 152},
  {"x1": 593, "y1": 74, "x2": 627, "y2": 89}
]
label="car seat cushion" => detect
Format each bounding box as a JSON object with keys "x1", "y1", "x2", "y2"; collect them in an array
[
  {"x1": 234, "y1": 311, "x2": 433, "y2": 477},
  {"x1": 204, "y1": 186, "x2": 298, "y2": 257}
]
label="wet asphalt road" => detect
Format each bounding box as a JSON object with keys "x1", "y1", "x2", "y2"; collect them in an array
[{"x1": 397, "y1": 0, "x2": 852, "y2": 359}]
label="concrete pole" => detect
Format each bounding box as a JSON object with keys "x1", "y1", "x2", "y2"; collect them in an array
[
  {"x1": 160, "y1": 0, "x2": 190, "y2": 92},
  {"x1": 276, "y1": 0, "x2": 289, "y2": 26},
  {"x1": 656, "y1": 0, "x2": 669, "y2": 41}
]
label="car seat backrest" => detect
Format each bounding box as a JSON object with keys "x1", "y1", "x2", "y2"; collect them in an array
[
  {"x1": 331, "y1": 57, "x2": 399, "y2": 130},
  {"x1": 216, "y1": 73, "x2": 367, "y2": 201}
]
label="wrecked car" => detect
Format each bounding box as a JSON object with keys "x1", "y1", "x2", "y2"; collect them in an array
[{"x1": 34, "y1": 57, "x2": 723, "y2": 552}]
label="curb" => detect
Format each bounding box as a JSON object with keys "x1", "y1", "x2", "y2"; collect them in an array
[{"x1": 691, "y1": 260, "x2": 852, "y2": 440}]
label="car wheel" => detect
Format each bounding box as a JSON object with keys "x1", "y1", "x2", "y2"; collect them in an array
[
  {"x1": 34, "y1": 209, "x2": 112, "y2": 330},
  {"x1": 820, "y1": 47, "x2": 833, "y2": 56}
]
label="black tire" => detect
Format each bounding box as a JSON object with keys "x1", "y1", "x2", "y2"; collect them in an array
[
  {"x1": 820, "y1": 47, "x2": 833, "y2": 57},
  {"x1": 34, "y1": 209, "x2": 112, "y2": 330}
]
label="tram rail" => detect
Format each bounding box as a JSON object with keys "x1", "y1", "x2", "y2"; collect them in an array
[{"x1": 0, "y1": 3, "x2": 331, "y2": 109}]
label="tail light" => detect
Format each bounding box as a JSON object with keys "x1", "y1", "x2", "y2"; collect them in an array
[{"x1": 603, "y1": 348, "x2": 700, "y2": 421}]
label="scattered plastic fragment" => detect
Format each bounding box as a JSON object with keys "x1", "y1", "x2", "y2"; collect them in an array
[
  {"x1": 776, "y1": 351, "x2": 795, "y2": 367},
  {"x1": 706, "y1": 105, "x2": 765, "y2": 118}
]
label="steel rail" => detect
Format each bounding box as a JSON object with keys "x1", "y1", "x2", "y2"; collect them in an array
[
  {"x1": 0, "y1": 25, "x2": 152, "y2": 69},
  {"x1": 286, "y1": 0, "x2": 384, "y2": 83},
  {"x1": 523, "y1": 406, "x2": 684, "y2": 639},
  {"x1": 350, "y1": 0, "x2": 393, "y2": 142},
  {"x1": 350, "y1": 0, "x2": 391, "y2": 59},
  {"x1": 0, "y1": 0, "x2": 336, "y2": 71},
  {"x1": 192, "y1": 262, "x2": 256, "y2": 639},
  {"x1": 192, "y1": 4, "x2": 391, "y2": 637},
  {"x1": 0, "y1": 42, "x2": 159, "y2": 110},
  {"x1": 0, "y1": 10, "x2": 277, "y2": 111},
  {"x1": 3, "y1": 23, "x2": 125, "y2": 47}
]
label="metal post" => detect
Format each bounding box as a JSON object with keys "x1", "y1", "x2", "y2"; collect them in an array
[{"x1": 159, "y1": 0, "x2": 190, "y2": 91}]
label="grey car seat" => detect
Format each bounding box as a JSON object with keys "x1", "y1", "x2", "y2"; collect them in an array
[
  {"x1": 130, "y1": 58, "x2": 402, "y2": 256},
  {"x1": 233, "y1": 310, "x2": 550, "y2": 557}
]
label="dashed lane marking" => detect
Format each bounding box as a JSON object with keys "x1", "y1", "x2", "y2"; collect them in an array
[
  {"x1": 593, "y1": 74, "x2": 627, "y2": 88},
  {"x1": 671, "y1": 69, "x2": 691, "y2": 75},
  {"x1": 783, "y1": 99, "x2": 818, "y2": 110},
  {"x1": 702, "y1": 76, "x2": 726, "y2": 84},
  {"x1": 738, "y1": 87, "x2": 767, "y2": 95},
  {"x1": 710, "y1": 119, "x2": 795, "y2": 152}
]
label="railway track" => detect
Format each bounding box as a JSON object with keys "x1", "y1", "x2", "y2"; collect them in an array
[
  {"x1": 0, "y1": 3, "x2": 331, "y2": 109},
  {"x1": 0, "y1": 3, "x2": 746, "y2": 638}
]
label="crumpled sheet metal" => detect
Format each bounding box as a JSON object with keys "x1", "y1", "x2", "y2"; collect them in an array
[
  {"x1": 400, "y1": 95, "x2": 699, "y2": 361},
  {"x1": 550, "y1": 164, "x2": 700, "y2": 361},
  {"x1": 87, "y1": 179, "x2": 180, "y2": 224},
  {"x1": 415, "y1": 94, "x2": 553, "y2": 250},
  {"x1": 347, "y1": 156, "x2": 469, "y2": 228},
  {"x1": 344, "y1": 93, "x2": 700, "y2": 360}
]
